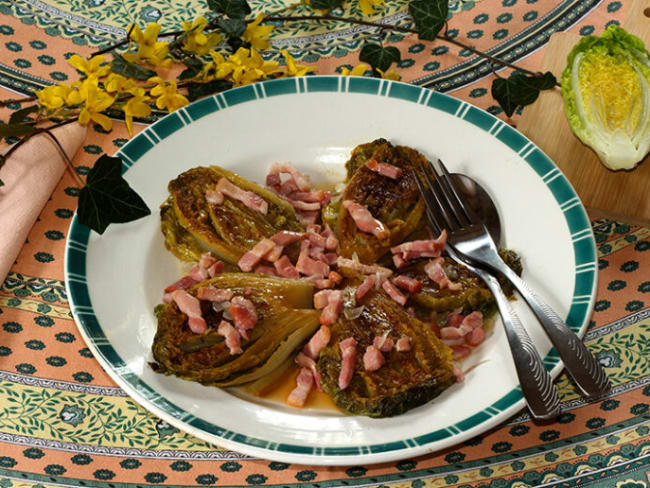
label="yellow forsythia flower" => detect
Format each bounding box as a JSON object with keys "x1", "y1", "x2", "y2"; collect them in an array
[
  {"x1": 181, "y1": 17, "x2": 222, "y2": 56},
  {"x1": 125, "y1": 23, "x2": 172, "y2": 67},
  {"x1": 68, "y1": 54, "x2": 112, "y2": 79},
  {"x1": 358, "y1": 0, "x2": 384, "y2": 16},
  {"x1": 216, "y1": 48, "x2": 279, "y2": 85},
  {"x1": 340, "y1": 64, "x2": 369, "y2": 76},
  {"x1": 66, "y1": 78, "x2": 98, "y2": 106},
  {"x1": 148, "y1": 77, "x2": 189, "y2": 112},
  {"x1": 281, "y1": 50, "x2": 315, "y2": 77},
  {"x1": 78, "y1": 83, "x2": 116, "y2": 131},
  {"x1": 105, "y1": 73, "x2": 138, "y2": 94},
  {"x1": 36, "y1": 83, "x2": 72, "y2": 110},
  {"x1": 243, "y1": 13, "x2": 274, "y2": 51},
  {"x1": 122, "y1": 87, "x2": 152, "y2": 136},
  {"x1": 377, "y1": 67, "x2": 401, "y2": 81}
]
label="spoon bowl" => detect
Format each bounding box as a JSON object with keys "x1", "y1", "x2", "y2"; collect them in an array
[{"x1": 450, "y1": 173, "x2": 501, "y2": 245}]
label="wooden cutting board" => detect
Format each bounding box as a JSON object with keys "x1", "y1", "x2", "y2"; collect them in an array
[{"x1": 518, "y1": 0, "x2": 650, "y2": 222}]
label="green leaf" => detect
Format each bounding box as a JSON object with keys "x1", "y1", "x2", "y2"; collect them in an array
[
  {"x1": 408, "y1": 0, "x2": 448, "y2": 41},
  {"x1": 311, "y1": 0, "x2": 344, "y2": 9},
  {"x1": 187, "y1": 79, "x2": 233, "y2": 101},
  {"x1": 359, "y1": 44, "x2": 401, "y2": 72},
  {"x1": 491, "y1": 71, "x2": 557, "y2": 117},
  {"x1": 77, "y1": 154, "x2": 151, "y2": 234},
  {"x1": 0, "y1": 178, "x2": 4, "y2": 187},
  {"x1": 110, "y1": 53, "x2": 156, "y2": 81},
  {"x1": 9, "y1": 105, "x2": 38, "y2": 125},
  {"x1": 207, "y1": 0, "x2": 251, "y2": 18},
  {"x1": 0, "y1": 122, "x2": 37, "y2": 138},
  {"x1": 216, "y1": 18, "x2": 246, "y2": 37},
  {"x1": 178, "y1": 65, "x2": 202, "y2": 81}
]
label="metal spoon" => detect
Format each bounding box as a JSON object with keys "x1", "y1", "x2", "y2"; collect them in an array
[{"x1": 449, "y1": 173, "x2": 610, "y2": 398}]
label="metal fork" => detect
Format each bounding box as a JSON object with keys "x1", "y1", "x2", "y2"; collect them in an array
[
  {"x1": 413, "y1": 171, "x2": 561, "y2": 421},
  {"x1": 424, "y1": 159, "x2": 611, "y2": 398}
]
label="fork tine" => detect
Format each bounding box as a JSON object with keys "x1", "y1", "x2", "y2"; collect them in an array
[
  {"x1": 420, "y1": 163, "x2": 460, "y2": 232},
  {"x1": 412, "y1": 170, "x2": 445, "y2": 236},
  {"x1": 435, "y1": 159, "x2": 476, "y2": 225},
  {"x1": 427, "y1": 160, "x2": 472, "y2": 228}
]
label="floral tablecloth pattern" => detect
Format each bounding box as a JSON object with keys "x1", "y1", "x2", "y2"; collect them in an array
[{"x1": 2, "y1": 0, "x2": 649, "y2": 487}]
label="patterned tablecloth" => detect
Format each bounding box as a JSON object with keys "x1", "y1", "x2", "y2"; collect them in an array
[{"x1": 2, "y1": 1, "x2": 650, "y2": 487}]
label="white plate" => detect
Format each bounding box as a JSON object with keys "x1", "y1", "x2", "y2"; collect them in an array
[{"x1": 65, "y1": 76, "x2": 597, "y2": 466}]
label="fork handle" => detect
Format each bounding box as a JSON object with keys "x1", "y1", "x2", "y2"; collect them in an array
[
  {"x1": 497, "y1": 265, "x2": 611, "y2": 398},
  {"x1": 480, "y1": 271, "x2": 561, "y2": 420}
]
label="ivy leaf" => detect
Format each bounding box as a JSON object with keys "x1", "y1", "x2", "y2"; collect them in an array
[
  {"x1": 491, "y1": 71, "x2": 557, "y2": 117},
  {"x1": 110, "y1": 53, "x2": 156, "y2": 81},
  {"x1": 178, "y1": 58, "x2": 204, "y2": 81},
  {"x1": 408, "y1": 0, "x2": 448, "y2": 41},
  {"x1": 359, "y1": 44, "x2": 401, "y2": 73},
  {"x1": 207, "y1": 0, "x2": 251, "y2": 19},
  {"x1": 77, "y1": 154, "x2": 151, "y2": 234},
  {"x1": 0, "y1": 178, "x2": 4, "y2": 187},
  {"x1": 9, "y1": 105, "x2": 38, "y2": 125},
  {"x1": 0, "y1": 122, "x2": 37, "y2": 139},
  {"x1": 187, "y1": 80, "x2": 233, "y2": 101},
  {"x1": 216, "y1": 18, "x2": 246, "y2": 37},
  {"x1": 311, "y1": 0, "x2": 344, "y2": 9}
]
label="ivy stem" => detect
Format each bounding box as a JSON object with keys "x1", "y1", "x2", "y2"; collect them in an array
[
  {"x1": 0, "y1": 96, "x2": 37, "y2": 107},
  {"x1": 42, "y1": 126, "x2": 86, "y2": 188}
]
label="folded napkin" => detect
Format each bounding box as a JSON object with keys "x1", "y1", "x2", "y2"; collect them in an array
[{"x1": 0, "y1": 122, "x2": 87, "y2": 281}]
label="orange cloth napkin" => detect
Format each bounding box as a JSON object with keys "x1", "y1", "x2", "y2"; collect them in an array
[{"x1": 0, "y1": 122, "x2": 87, "y2": 281}]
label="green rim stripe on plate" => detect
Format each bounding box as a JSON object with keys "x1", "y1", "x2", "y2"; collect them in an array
[{"x1": 66, "y1": 76, "x2": 597, "y2": 457}]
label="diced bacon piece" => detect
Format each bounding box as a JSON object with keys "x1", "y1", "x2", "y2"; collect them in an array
[
  {"x1": 215, "y1": 178, "x2": 268, "y2": 214},
  {"x1": 269, "y1": 163, "x2": 311, "y2": 191},
  {"x1": 313, "y1": 290, "x2": 334, "y2": 309},
  {"x1": 254, "y1": 264, "x2": 278, "y2": 276},
  {"x1": 171, "y1": 290, "x2": 206, "y2": 334},
  {"x1": 243, "y1": 286, "x2": 253, "y2": 296},
  {"x1": 197, "y1": 287, "x2": 233, "y2": 302},
  {"x1": 462, "y1": 311, "x2": 483, "y2": 329},
  {"x1": 266, "y1": 244, "x2": 283, "y2": 262},
  {"x1": 440, "y1": 327, "x2": 463, "y2": 340},
  {"x1": 309, "y1": 245, "x2": 326, "y2": 261},
  {"x1": 297, "y1": 211, "x2": 319, "y2": 226},
  {"x1": 453, "y1": 365, "x2": 465, "y2": 383},
  {"x1": 296, "y1": 242, "x2": 330, "y2": 277},
  {"x1": 366, "y1": 158, "x2": 403, "y2": 180},
  {"x1": 312, "y1": 278, "x2": 333, "y2": 289},
  {"x1": 190, "y1": 263, "x2": 208, "y2": 282},
  {"x1": 238, "y1": 238, "x2": 276, "y2": 272},
  {"x1": 199, "y1": 252, "x2": 217, "y2": 269},
  {"x1": 290, "y1": 199, "x2": 321, "y2": 211},
  {"x1": 274, "y1": 255, "x2": 300, "y2": 278},
  {"x1": 452, "y1": 346, "x2": 472, "y2": 360},
  {"x1": 296, "y1": 352, "x2": 322, "y2": 391},
  {"x1": 392, "y1": 254, "x2": 407, "y2": 269},
  {"x1": 205, "y1": 189, "x2": 224, "y2": 205},
  {"x1": 270, "y1": 230, "x2": 304, "y2": 246},
  {"x1": 303, "y1": 325, "x2": 331, "y2": 359},
  {"x1": 466, "y1": 327, "x2": 485, "y2": 346},
  {"x1": 229, "y1": 296, "x2": 258, "y2": 340},
  {"x1": 306, "y1": 224, "x2": 321, "y2": 233},
  {"x1": 382, "y1": 280, "x2": 407, "y2": 306},
  {"x1": 393, "y1": 275, "x2": 423, "y2": 293},
  {"x1": 355, "y1": 274, "x2": 377, "y2": 301},
  {"x1": 280, "y1": 179, "x2": 300, "y2": 195},
  {"x1": 287, "y1": 367, "x2": 314, "y2": 407},
  {"x1": 424, "y1": 258, "x2": 462, "y2": 291},
  {"x1": 322, "y1": 224, "x2": 339, "y2": 251},
  {"x1": 391, "y1": 230, "x2": 447, "y2": 256},
  {"x1": 338, "y1": 337, "x2": 357, "y2": 390},
  {"x1": 217, "y1": 320, "x2": 243, "y2": 355},
  {"x1": 430, "y1": 321, "x2": 441, "y2": 337},
  {"x1": 306, "y1": 232, "x2": 327, "y2": 248},
  {"x1": 324, "y1": 253, "x2": 338, "y2": 265},
  {"x1": 289, "y1": 190, "x2": 326, "y2": 203},
  {"x1": 329, "y1": 271, "x2": 342, "y2": 284},
  {"x1": 373, "y1": 334, "x2": 394, "y2": 352},
  {"x1": 162, "y1": 293, "x2": 172, "y2": 304},
  {"x1": 164, "y1": 275, "x2": 197, "y2": 293},
  {"x1": 363, "y1": 345, "x2": 385, "y2": 371},
  {"x1": 266, "y1": 172, "x2": 281, "y2": 188},
  {"x1": 395, "y1": 336, "x2": 411, "y2": 352},
  {"x1": 442, "y1": 337, "x2": 466, "y2": 346},
  {"x1": 207, "y1": 260, "x2": 224, "y2": 278},
  {"x1": 446, "y1": 313, "x2": 464, "y2": 328},
  {"x1": 343, "y1": 200, "x2": 389, "y2": 239},
  {"x1": 336, "y1": 257, "x2": 393, "y2": 278},
  {"x1": 320, "y1": 290, "x2": 343, "y2": 326}
]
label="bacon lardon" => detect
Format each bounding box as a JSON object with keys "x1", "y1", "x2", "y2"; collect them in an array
[
  {"x1": 382, "y1": 280, "x2": 407, "y2": 306},
  {"x1": 296, "y1": 352, "x2": 322, "y2": 391},
  {"x1": 164, "y1": 275, "x2": 197, "y2": 293},
  {"x1": 319, "y1": 290, "x2": 343, "y2": 326},
  {"x1": 363, "y1": 345, "x2": 386, "y2": 371},
  {"x1": 237, "y1": 238, "x2": 276, "y2": 272},
  {"x1": 287, "y1": 367, "x2": 314, "y2": 407},
  {"x1": 197, "y1": 287, "x2": 233, "y2": 302},
  {"x1": 273, "y1": 255, "x2": 300, "y2": 278},
  {"x1": 270, "y1": 230, "x2": 304, "y2": 246},
  {"x1": 217, "y1": 320, "x2": 243, "y2": 355},
  {"x1": 424, "y1": 258, "x2": 462, "y2": 291},
  {"x1": 373, "y1": 334, "x2": 394, "y2": 352},
  {"x1": 395, "y1": 336, "x2": 411, "y2": 352},
  {"x1": 366, "y1": 158, "x2": 403, "y2": 180},
  {"x1": 171, "y1": 290, "x2": 206, "y2": 334},
  {"x1": 338, "y1": 337, "x2": 357, "y2": 390},
  {"x1": 343, "y1": 200, "x2": 389, "y2": 239},
  {"x1": 229, "y1": 296, "x2": 258, "y2": 340},
  {"x1": 393, "y1": 275, "x2": 423, "y2": 293},
  {"x1": 213, "y1": 177, "x2": 268, "y2": 215},
  {"x1": 303, "y1": 325, "x2": 331, "y2": 359},
  {"x1": 336, "y1": 257, "x2": 392, "y2": 278}
]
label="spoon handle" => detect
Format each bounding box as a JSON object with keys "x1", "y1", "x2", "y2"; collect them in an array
[
  {"x1": 498, "y1": 264, "x2": 611, "y2": 398},
  {"x1": 478, "y1": 269, "x2": 561, "y2": 420}
]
